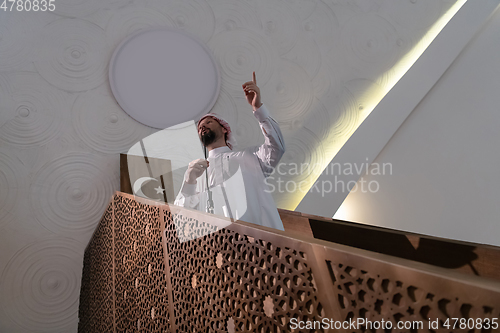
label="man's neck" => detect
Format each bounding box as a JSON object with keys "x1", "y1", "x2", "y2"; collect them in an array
[{"x1": 206, "y1": 139, "x2": 227, "y2": 151}]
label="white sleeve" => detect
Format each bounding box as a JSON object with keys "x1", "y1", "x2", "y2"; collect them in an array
[
  {"x1": 174, "y1": 181, "x2": 200, "y2": 208},
  {"x1": 252, "y1": 104, "x2": 285, "y2": 177}
]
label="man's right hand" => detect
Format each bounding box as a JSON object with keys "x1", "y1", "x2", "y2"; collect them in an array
[{"x1": 185, "y1": 158, "x2": 209, "y2": 184}]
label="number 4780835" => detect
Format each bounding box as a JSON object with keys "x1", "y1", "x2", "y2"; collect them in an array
[{"x1": 1, "y1": 0, "x2": 56, "y2": 11}]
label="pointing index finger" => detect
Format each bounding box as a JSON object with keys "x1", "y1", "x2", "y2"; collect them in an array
[{"x1": 252, "y1": 71, "x2": 256, "y2": 84}]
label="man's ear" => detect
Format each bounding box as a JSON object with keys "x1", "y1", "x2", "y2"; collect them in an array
[{"x1": 221, "y1": 126, "x2": 227, "y2": 134}]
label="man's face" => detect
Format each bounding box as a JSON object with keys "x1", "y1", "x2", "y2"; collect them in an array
[{"x1": 197, "y1": 117, "x2": 226, "y2": 146}]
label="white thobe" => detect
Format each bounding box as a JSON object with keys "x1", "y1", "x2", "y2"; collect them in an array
[{"x1": 174, "y1": 105, "x2": 285, "y2": 231}]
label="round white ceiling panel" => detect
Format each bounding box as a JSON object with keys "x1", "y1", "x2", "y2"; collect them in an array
[{"x1": 109, "y1": 27, "x2": 220, "y2": 129}]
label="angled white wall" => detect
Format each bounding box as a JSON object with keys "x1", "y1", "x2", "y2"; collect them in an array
[{"x1": 334, "y1": 4, "x2": 500, "y2": 246}]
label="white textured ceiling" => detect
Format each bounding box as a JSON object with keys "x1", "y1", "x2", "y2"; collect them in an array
[{"x1": 0, "y1": 0, "x2": 456, "y2": 331}]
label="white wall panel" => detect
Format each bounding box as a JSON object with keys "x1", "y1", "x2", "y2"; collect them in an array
[
  {"x1": 297, "y1": 0, "x2": 498, "y2": 218},
  {"x1": 335, "y1": 4, "x2": 500, "y2": 246}
]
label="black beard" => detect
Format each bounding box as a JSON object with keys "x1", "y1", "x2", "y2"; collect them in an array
[{"x1": 200, "y1": 129, "x2": 216, "y2": 146}]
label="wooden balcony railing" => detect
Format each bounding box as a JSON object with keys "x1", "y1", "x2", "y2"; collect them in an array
[{"x1": 79, "y1": 192, "x2": 500, "y2": 332}]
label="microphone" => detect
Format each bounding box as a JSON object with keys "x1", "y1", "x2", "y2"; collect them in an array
[{"x1": 204, "y1": 145, "x2": 214, "y2": 214}]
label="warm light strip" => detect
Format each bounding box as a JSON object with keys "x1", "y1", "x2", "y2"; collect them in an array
[{"x1": 285, "y1": 0, "x2": 468, "y2": 211}]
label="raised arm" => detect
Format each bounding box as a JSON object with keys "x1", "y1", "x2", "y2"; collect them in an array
[{"x1": 243, "y1": 72, "x2": 285, "y2": 176}]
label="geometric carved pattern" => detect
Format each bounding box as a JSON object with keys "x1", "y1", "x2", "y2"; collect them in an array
[
  {"x1": 164, "y1": 211, "x2": 325, "y2": 332},
  {"x1": 79, "y1": 192, "x2": 500, "y2": 332},
  {"x1": 79, "y1": 194, "x2": 171, "y2": 332},
  {"x1": 171, "y1": 211, "x2": 220, "y2": 243},
  {"x1": 324, "y1": 257, "x2": 500, "y2": 333},
  {"x1": 78, "y1": 204, "x2": 114, "y2": 333},
  {"x1": 113, "y1": 195, "x2": 170, "y2": 332}
]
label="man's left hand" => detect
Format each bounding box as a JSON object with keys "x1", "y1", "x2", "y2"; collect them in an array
[{"x1": 243, "y1": 71, "x2": 263, "y2": 110}]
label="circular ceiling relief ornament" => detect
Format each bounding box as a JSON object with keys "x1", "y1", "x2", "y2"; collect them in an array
[{"x1": 109, "y1": 27, "x2": 220, "y2": 129}]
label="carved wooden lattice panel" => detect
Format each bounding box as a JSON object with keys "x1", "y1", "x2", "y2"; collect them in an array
[
  {"x1": 323, "y1": 255, "x2": 500, "y2": 333},
  {"x1": 78, "y1": 204, "x2": 114, "y2": 333},
  {"x1": 163, "y1": 210, "x2": 326, "y2": 333},
  {"x1": 113, "y1": 195, "x2": 170, "y2": 332},
  {"x1": 80, "y1": 193, "x2": 500, "y2": 333}
]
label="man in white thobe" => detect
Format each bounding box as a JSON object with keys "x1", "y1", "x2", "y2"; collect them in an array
[{"x1": 174, "y1": 72, "x2": 285, "y2": 231}]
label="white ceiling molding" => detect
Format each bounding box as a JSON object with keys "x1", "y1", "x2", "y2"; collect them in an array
[
  {"x1": 109, "y1": 27, "x2": 220, "y2": 129},
  {"x1": 296, "y1": 0, "x2": 500, "y2": 218}
]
